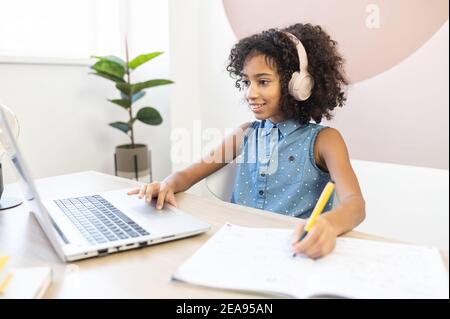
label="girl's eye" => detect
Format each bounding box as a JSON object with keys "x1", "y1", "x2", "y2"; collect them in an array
[{"x1": 241, "y1": 79, "x2": 269, "y2": 87}]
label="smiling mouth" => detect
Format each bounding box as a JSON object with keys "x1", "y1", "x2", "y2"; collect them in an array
[{"x1": 250, "y1": 103, "x2": 265, "y2": 112}]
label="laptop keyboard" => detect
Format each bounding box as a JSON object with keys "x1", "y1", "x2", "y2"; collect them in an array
[{"x1": 54, "y1": 195, "x2": 149, "y2": 244}]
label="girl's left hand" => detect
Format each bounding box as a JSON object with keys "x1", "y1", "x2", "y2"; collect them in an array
[{"x1": 291, "y1": 216, "x2": 337, "y2": 259}]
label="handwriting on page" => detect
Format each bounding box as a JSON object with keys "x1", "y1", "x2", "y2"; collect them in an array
[
  {"x1": 175, "y1": 224, "x2": 448, "y2": 299},
  {"x1": 309, "y1": 238, "x2": 449, "y2": 298},
  {"x1": 176, "y1": 224, "x2": 314, "y2": 296}
]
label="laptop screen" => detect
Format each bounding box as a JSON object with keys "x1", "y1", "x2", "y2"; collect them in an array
[{"x1": 0, "y1": 104, "x2": 66, "y2": 260}]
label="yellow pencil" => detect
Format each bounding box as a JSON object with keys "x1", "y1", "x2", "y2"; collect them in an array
[
  {"x1": 292, "y1": 182, "x2": 335, "y2": 256},
  {"x1": 0, "y1": 255, "x2": 9, "y2": 272},
  {"x1": 0, "y1": 255, "x2": 12, "y2": 294},
  {"x1": 0, "y1": 272, "x2": 13, "y2": 294}
]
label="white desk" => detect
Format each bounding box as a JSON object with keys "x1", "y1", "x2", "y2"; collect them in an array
[{"x1": 0, "y1": 171, "x2": 448, "y2": 298}]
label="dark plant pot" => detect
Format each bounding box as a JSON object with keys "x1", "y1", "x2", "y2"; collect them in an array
[{"x1": 115, "y1": 144, "x2": 150, "y2": 180}]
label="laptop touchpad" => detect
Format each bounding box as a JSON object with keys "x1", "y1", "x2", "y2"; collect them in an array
[{"x1": 100, "y1": 189, "x2": 191, "y2": 232}]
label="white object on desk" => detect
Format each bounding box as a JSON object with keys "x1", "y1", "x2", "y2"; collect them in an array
[
  {"x1": 0, "y1": 103, "x2": 23, "y2": 209},
  {"x1": 0, "y1": 266, "x2": 52, "y2": 299},
  {"x1": 173, "y1": 223, "x2": 449, "y2": 299}
]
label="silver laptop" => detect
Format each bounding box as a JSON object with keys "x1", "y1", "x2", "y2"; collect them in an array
[{"x1": 0, "y1": 106, "x2": 210, "y2": 262}]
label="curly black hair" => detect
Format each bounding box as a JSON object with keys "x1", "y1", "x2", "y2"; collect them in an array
[{"x1": 226, "y1": 23, "x2": 348, "y2": 124}]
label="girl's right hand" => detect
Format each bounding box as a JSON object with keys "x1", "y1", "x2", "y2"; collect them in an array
[{"x1": 127, "y1": 181, "x2": 178, "y2": 210}]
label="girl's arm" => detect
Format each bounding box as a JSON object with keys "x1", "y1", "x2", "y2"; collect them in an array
[
  {"x1": 166, "y1": 122, "x2": 252, "y2": 193},
  {"x1": 128, "y1": 122, "x2": 252, "y2": 208},
  {"x1": 315, "y1": 127, "x2": 366, "y2": 235},
  {"x1": 292, "y1": 127, "x2": 365, "y2": 259}
]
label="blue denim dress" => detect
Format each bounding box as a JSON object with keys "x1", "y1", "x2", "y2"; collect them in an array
[{"x1": 231, "y1": 119, "x2": 334, "y2": 218}]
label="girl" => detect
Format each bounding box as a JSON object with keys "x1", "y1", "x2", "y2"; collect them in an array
[{"x1": 128, "y1": 23, "x2": 365, "y2": 259}]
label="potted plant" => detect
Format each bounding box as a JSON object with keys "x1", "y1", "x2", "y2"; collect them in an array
[{"x1": 89, "y1": 44, "x2": 173, "y2": 180}]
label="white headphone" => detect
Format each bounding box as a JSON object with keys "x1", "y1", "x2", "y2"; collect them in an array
[{"x1": 283, "y1": 32, "x2": 314, "y2": 101}]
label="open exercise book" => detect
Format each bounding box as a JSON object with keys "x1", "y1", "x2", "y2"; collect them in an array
[{"x1": 173, "y1": 224, "x2": 449, "y2": 299}]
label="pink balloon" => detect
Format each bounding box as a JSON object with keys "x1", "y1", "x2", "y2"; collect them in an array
[{"x1": 223, "y1": 0, "x2": 448, "y2": 83}]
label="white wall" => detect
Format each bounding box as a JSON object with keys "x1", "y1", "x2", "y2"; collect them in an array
[
  {"x1": 168, "y1": 0, "x2": 251, "y2": 196},
  {"x1": 0, "y1": 0, "x2": 172, "y2": 184},
  {"x1": 323, "y1": 21, "x2": 449, "y2": 170}
]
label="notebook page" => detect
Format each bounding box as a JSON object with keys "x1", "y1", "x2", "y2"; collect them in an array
[
  {"x1": 307, "y1": 237, "x2": 449, "y2": 299},
  {"x1": 173, "y1": 223, "x2": 314, "y2": 298},
  {"x1": 174, "y1": 223, "x2": 449, "y2": 299}
]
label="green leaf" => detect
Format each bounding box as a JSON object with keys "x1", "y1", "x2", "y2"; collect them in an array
[
  {"x1": 91, "y1": 60, "x2": 125, "y2": 80},
  {"x1": 136, "y1": 107, "x2": 163, "y2": 125},
  {"x1": 128, "y1": 52, "x2": 163, "y2": 70},
  {"x1": 116, "y1": 82, "x2": 132, "y2": 95},
  {"x1": 109, "y1": 122, "x2": 130, "y2": 134},
  {"x1": 117, "y1": 80, "x2": 173, "y2": 96},
  {"x1": 108, "y1": 99, "x2": 130, "y2": 109},
  {"x1": 131, "y1": 79, "x2": 174, "y2": 94},
  {"x1": 89, "y1": 72, "x2": 125, "y2": 84},
  {"x1": 91, "y1": 55, "x2": 127, "y2": 69}
]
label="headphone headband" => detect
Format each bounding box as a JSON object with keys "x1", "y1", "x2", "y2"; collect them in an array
[
  {"x1": 282, "y1": 31, "x2": 314, "y2": 101},
  {"x1": 283, "y1": 32, "x2": 309, "y2": 73}
]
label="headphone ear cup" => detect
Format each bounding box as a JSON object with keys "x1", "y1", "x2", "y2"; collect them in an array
[
  {"x1": 288, "y1": 72, "x2": 314, "y2": 101},
  {"x1": 288, "y1": 71, "x2": 301, "y2": 100},
  {"x1": 298, "y1": 73, "x2": 314, "y2": 101}
]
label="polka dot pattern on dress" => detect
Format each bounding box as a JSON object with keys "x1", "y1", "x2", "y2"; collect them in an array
[{"x1": 230, "y1": 119, "x2": 334, "y2": 219}]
